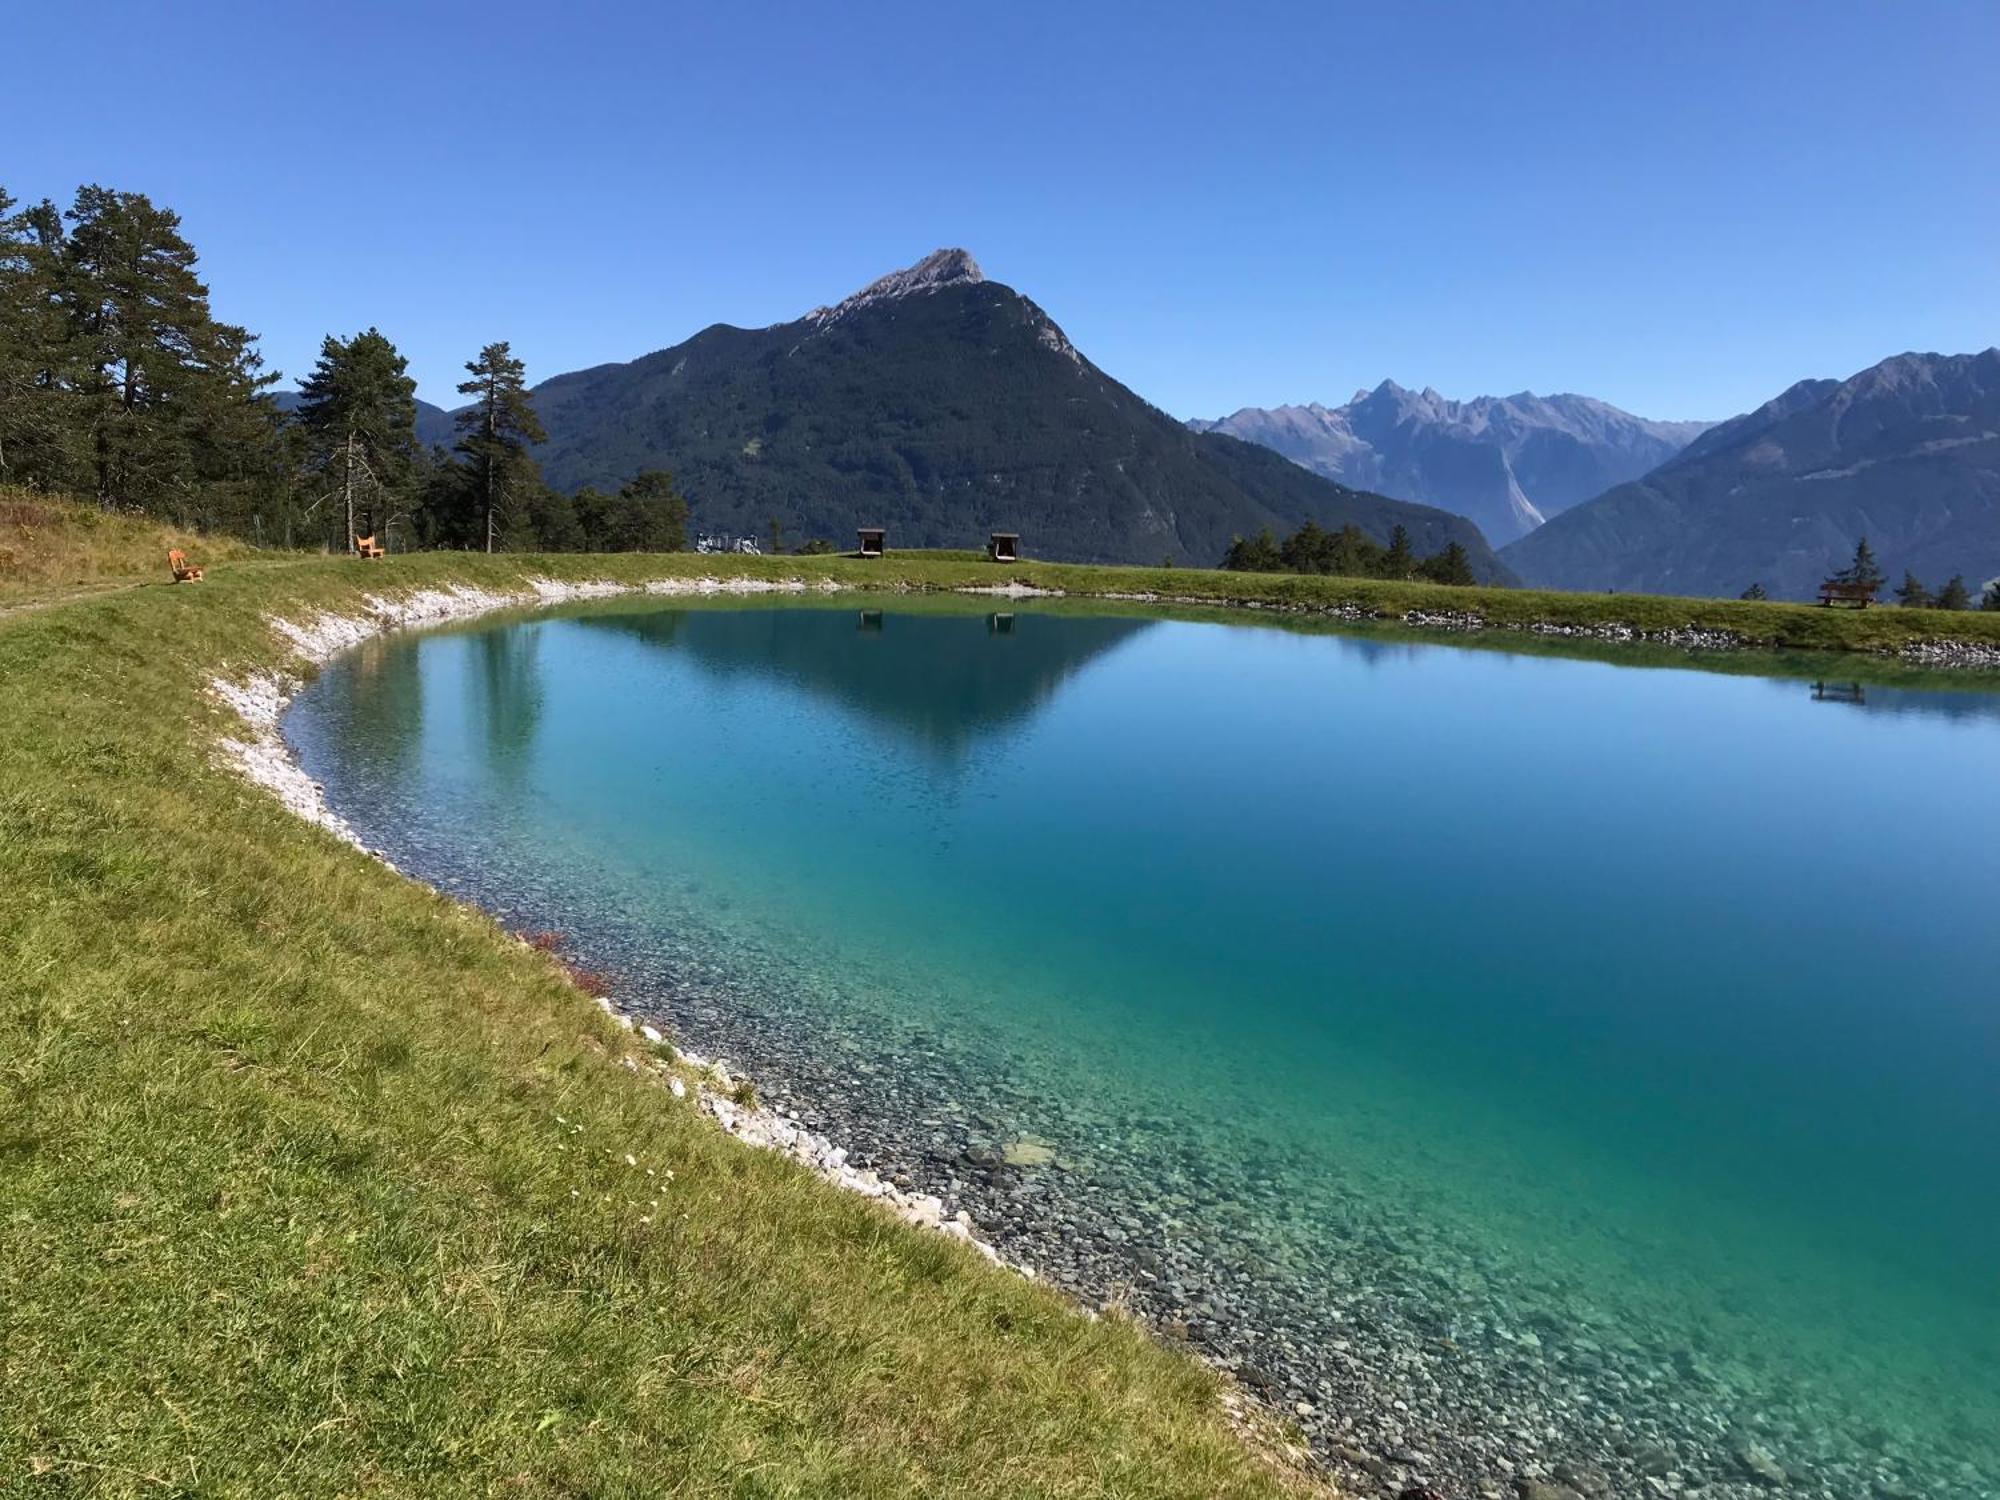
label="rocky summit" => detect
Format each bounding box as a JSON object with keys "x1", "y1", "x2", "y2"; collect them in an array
[{"x1": 807, "y1": 247, "x2": 986, "y2": 327}]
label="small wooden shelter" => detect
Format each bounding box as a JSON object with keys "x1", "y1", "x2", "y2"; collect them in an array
[
  {"x1": 857, "y1": 527, "x2": 885, "y2": 559},
  {"x1": 988, "y1": 532, "x2": 1019, "y2": 563},
  {"x1": 988, "y1": 611, "x2": 1015, "y2": 635},
  {"x1": 858, "y1": 608, "x2": 884, "y2": 632}
]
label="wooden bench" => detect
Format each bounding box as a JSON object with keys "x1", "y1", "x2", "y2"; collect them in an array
[
  {"x1": 167, "y1": 548, "x2": 203, "y2": 583},
  {"x1": 1817, "y1": 579, "x2": 1875, "y2": 608},
  {"x1": 354, "y1": 534, "x2": 385, "y2": 559}
]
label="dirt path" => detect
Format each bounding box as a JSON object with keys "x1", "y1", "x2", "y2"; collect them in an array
[
  {"x1": 0, "y1": 580, "x2": 152, "y2": 620},
  {"x1": 0, "y1": 578, "x2": 153, "y2": 622}
]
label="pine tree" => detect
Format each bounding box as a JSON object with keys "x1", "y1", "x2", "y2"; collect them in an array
[
  {"x1": 1984, "y1": 579, "x2": 2000, "y2": 612},
  {"x1": 1381, "y1": 524, "x2": 1414, "y2": 578},
  {"x1": 615, "y1": 470, "x2": 689, "y2": 551},
  {"x1": 1836, "y1": 536, "x2": 1885, "y2": 592},
  {"x1": 1934, "y1": 574, "x2": 1971, "y2": 611},
  {"x1": 180, "y1": 317, "x2": 286, "y2": 536},
  {"x1": 59, "y1": 186, "x2": 275, "y2": 510},
  {"x1": 1279, "y1": 520, "x2": 1327, "y2": 574},
  {"x1": 1326, "y1": 523, "x2": 1373, "y2": 578},
  {"x1": 522, "y1": 486, "x2": 585, "y2": 551},
  {"x1": 1740, "y1": 582, "x2": 1768, "y2": 601},
  {"x1": 0, "y1": 188, "x2": 79, "y2": 488},
  {"x1": 453, "y1": 342, "x2": 546, "y2": 552},
  {"x1": 1222, "y1": 529, "x2": 1281, "y2": 572},
  {"x1": 1419, "y1": 540, "x2": 1476, "y2": 586},
  {"x1": 296, "y1": 328, "x2": 419, "y2": 552},
  {"x1": 1894, "y1": 571, "x2": 1932, "y2": 608}
]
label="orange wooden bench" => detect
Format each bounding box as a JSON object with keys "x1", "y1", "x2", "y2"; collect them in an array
[
  {"x1": 167, "y1": 548, "x2": 203, "y2": 583},
  {"x1": 1817, "y1": 578, "x2": 1875, "y2": 608},
  {"x1": 354, "y1": 534, "x2": 385, "y2": 559}
]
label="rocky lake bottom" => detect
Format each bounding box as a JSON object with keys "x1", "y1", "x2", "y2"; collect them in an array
[{"x1": 442, "y1": 869, "x2": 1994, "y2": 1500}]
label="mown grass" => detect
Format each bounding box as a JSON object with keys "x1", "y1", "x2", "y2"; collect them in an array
[{"x1": 0, "y1": 553, "x2": 1334, "y2": 1499}]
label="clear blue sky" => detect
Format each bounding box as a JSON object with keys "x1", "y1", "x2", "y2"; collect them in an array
[{"x1": 9, "y1": 0, "x2": 1995, "y2": 421}]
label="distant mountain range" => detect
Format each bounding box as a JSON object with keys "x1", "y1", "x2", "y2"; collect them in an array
[
  {"x1": 1501, "y1": 349, "x2": 2000, "y2": 600},
  {"x1": 489, "y1": 250, "x2": 1507, "y2": 576},
  {"x1": 1191, "y1": 386, "x2": 1711, "y2": 544},
  {"x1": 269, "y1": 269, "x2": 1997, "y2": 605}
]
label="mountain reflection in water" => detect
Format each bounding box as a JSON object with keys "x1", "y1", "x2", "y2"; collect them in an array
[{"x1": 574, "y1": 606, "x2": 1156, "y2": 758}]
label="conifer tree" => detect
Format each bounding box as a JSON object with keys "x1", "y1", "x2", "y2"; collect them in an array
[
  {"x1": 1325, "y1": 523, "x2": 1371, "y2": 578},
  {"x1": 521, "y1": 486, "x2": 585, "y2": 552},
  {"x1": 1222, "y1": 529, "x2": 1281, "y2": 571},
  {"x1": 1740, "y1": 582, "x2": 1768, "y2": 600},
  {"x1": 1419, "y1": 540, "x2": 1477, "y2": 586},
  {"x1": 1836, "y1": 536, "x2": 1884, "y2": 592},
  {"x1": 296, "y1": 329, "x2": 419, "y2": 551},
  {"x1": 1934, "y1": 574, "x2": 1971, "y2": 611},
  {"x1": 1382, "y1": 524, "x2": 1414, "y2": 578},
  {"x1": 0, "y1": 188, "x2": 78, "y2": 488},
  {"x1": 1983, "y1": 579, "x2": 2000, "y2": 612},
  {"x1": 1894, "y1": 571, "x2": 1932, "y2": 608},
  {"x1": 1278, "y1": 520, "x2": 1327, "y2": 574},
  {"x1": 615, "y1": 469, "x2": 689, "y2": 551},
  {"x1": 452, "y1": 341, "x2": 546, "y2": 552},
  {"x1": 59, "y1": 186, "x2": 275, "y2": 509}
]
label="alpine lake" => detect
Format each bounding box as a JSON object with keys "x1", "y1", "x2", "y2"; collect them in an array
[{"x1": 287, "y1": 596, "x2": 2000, "y2": 1500}]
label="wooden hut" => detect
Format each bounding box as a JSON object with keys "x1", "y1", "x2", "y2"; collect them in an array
[
  {"x1": 988, "y1": 532, "x2": 1019, "y2": 563},
  {"x1": 857, "y1": 527, "x2": 885, "y2": 558}
]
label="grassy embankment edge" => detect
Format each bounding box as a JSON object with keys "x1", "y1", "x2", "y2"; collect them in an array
[
  {"x1": 8, "y1": 487, "x2": 2000, "y2": 659},
  {"x1": 1, "y1": 546, "x2": 1331, "y2": 1498}
]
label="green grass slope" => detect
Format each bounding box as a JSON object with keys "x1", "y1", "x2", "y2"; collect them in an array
[
  {"x1": 0, "y1": 490, "x2": 263, "y2": 611},
  {"x1": 0, "y1": 553, "x2": 1324, "y2": 1499}
]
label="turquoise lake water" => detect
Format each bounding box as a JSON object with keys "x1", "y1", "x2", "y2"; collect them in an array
[{"x1": 289, "y1": 600, "x2": 2000, "y2": 1496}]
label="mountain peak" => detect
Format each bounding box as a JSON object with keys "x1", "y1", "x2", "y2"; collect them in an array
[
  {"x1": 1504, "y1": 346, "x2": 2000, "y2": 599},
  {"x1": 1190, "y1": 383, "x2": 1716, "y2": 543},
  {"x1": 808, "y1": 248, "x2": 985, "y2": 327}
]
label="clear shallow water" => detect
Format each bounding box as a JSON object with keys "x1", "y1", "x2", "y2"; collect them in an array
[{"x1": 290, "y1": 600, "x2": 2000, "y2": 1496}]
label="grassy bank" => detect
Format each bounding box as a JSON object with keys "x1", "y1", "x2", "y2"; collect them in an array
[
  {"x1": 0, "y1": 547, "x2": 1324, "y2": 1496},
  {"x1": 0, "y1": 490, "x2": 266, "y2": 612},
  {"x1": 9, "y1": 492, "x2": 2000, "y2": 653}
]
